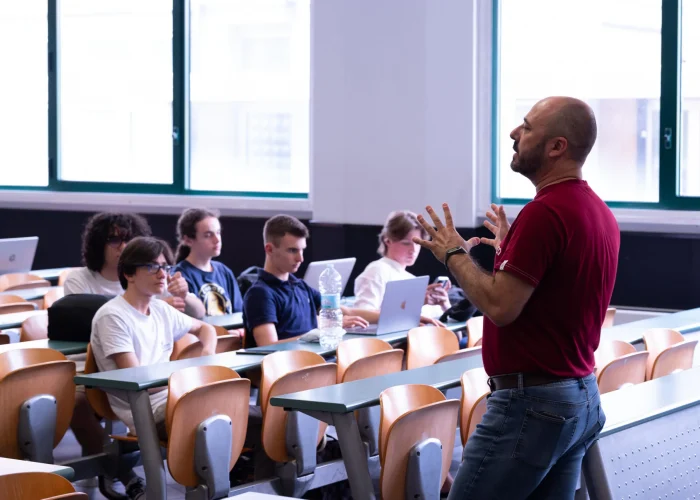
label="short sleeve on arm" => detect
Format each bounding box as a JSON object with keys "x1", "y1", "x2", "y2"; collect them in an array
[
  {"x1": 494, "y1": 201, "x2": 564, "y2": 287},
  {"x1": 96, "y1": 314, "x2": 135, "y2": 358},
  {"x1": 63, "y1": 270, "x2": 84, "y2": 295},
  {"x1": 166, "y1": 306, "x2": 194, "y2": 342},
  {"x1": 243, "y1": 286, "x2": 277, "y2": 330},
  {"x1": 353, "y1": 268, "x2": 385, "y2": 310}
]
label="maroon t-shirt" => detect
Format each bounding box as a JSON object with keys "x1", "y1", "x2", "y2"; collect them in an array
[{"x1": 482, "y1": 180, "x2": 620, "y2": 378}]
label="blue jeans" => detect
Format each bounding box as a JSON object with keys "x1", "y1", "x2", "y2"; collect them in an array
[{"x1": 447, "y1": 373, "x2": 605, "y2": 500}]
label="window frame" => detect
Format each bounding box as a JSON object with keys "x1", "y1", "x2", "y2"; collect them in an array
[
  {"x1": 491, "y1": 0, "x2": 700, "y2": 211},
  {"x1": 0, "y1": 0, "x2": 309, "y2": 200}
]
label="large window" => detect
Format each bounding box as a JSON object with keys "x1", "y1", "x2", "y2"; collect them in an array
[
  {"x1": 0, "y1": 0, "x2": 310, "y2": 197},
  {"x1": 494, "y1": 0, "x2": 699, "y2": 209},
  {"x1": 0, "y1": 4, "x2": 48, "y2": 187},
  {"x1": 189, "y1": 0, "x2": 310, "y2": 194},
  {"x1": 59, "y1": 0, "x2": 173, "y2": 185}
]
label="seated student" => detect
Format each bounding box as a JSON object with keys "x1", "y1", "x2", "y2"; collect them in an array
[
  {"x1": 64, "y1": 212, "x2": 205, "y2": 318},
  {"x1": 243, "y1": 215, "x2": 371, "y2": 348},
  {"x1": 91, "y1": 237, "x2": 217, "y2": 499},
  {"x1": 354, "y1": 210, "x2": 451, "y2": 318},
  {"x1": 174, "y1": 208, "x2": 244, "y2": 316}
]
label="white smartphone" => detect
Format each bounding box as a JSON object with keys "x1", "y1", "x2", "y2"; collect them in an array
[{"x1": 435, "y1": 276, "x2": 450, "y2": 288}]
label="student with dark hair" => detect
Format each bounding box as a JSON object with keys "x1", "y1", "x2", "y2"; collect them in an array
[
  {"x1": 174, "y1": 208, "x2": 243, "y2": 316},
  {"x1": 354, "y1": 210, "x2": 451, "y2": 317},
  {"x1": 243, "y1": 215, "x2": 371, "y2": 347},
  {"x1": 64, "y1": 212, "x2": 204, "y2": 317},
  {"x1": 91, "y1": 237, "x2": 218, "y2": 499}
]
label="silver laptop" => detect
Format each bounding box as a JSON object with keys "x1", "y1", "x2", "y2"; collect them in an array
[
  {"x1": 303, "y1": 258, "x2": 357, "y2": 292},
  {"x1": 346, "y1": 275, "x2": 429, "y2": 335},
  {"x1": 0, "y1": 237, "x2": 39, "y2": 275}
]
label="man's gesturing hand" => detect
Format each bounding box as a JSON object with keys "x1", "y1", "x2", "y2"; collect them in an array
[{"x1": 412, "y1": 203, "x2": 480, "y2": 264}]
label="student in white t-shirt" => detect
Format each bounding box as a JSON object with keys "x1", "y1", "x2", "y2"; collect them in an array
[
  {"x1": 91, "y1": 236, "x2": 217, "y2": 499},
  {"x1": 64, "y1": 212, "x2": 205, "y2": 318},
  {"x1": 354, "y1": 210, "x2": 451, "y2": 317}
]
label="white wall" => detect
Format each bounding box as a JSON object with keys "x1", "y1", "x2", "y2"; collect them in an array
[{"x1": 312, "y1": 0, "x2": 482, "y2": 226}]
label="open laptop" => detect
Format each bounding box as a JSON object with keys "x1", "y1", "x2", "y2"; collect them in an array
[
  {"x1": 0, "y1": 237, "x2": 39, "y2": 275},
  {"x1": 345, "y1": 275, "x2": 429, "y2": 335},
  {"x1": 303, "y1": 257, "x2": 357, "y2": 292}
]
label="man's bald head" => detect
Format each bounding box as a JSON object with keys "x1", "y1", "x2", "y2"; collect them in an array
[{"x1": 539, "y1": 97, "x2": 597, "y2": 163}]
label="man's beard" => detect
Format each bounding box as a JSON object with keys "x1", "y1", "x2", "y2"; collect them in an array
[{"x1": 511, "y1": 139, "x2": 546, "y2": 179}]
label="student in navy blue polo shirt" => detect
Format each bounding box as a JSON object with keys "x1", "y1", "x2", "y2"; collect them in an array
[
  {"x1": 174, "y1": 208, "x2": 243, "y2": 316},
  {"x1": 243, "y1": 215, "x2": 370, "y2": 347}
]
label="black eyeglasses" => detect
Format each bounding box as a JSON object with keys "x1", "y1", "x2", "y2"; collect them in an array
[
  {"x1": 106, "y1": 236, "x2": 129, "y2": 247},
  {"x1": 135, "y1": 263, "x2": 174, "y2": 275}
]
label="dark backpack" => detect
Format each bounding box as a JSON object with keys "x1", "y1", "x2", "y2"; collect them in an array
[
  {"x1": 237, "y1": 266, "x2": 263, "y2": 297},
  {"x1": 47, "y1": 294, "x2": 112, "y2": 342},
  {"x1": 439, "y1": 287, "x2": 479, "y2": 323}
]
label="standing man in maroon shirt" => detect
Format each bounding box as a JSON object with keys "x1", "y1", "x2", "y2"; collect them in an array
[{"x1": 415, "y1": 96, "x2": 620, "y2": 498}]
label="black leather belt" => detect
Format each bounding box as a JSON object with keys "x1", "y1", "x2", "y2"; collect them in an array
[{"x1": 487, "y1": 373, "x2": 574, "y2": 392}]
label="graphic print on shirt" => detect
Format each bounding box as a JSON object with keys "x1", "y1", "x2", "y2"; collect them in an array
[{"x1": 198, "y1": 283, "x2": 232, "y2": 316}]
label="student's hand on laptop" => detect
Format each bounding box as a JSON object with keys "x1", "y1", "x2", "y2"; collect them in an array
[
  {"x1": 419, "y1": 315, "x2": 445, "y2": 328},
  {"x1": 342, "y1": 315, "x2": 369, "y2": 329},
  {"x1": 163, "y1": 296, "x2": 186, "y2": 312},
  {"x1": 167, "y1": 272, "x2": 189, "y2": 299}
]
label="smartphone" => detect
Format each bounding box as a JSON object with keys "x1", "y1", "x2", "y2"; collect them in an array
[{"x1": 435, "y1": 276, "x2": 450, "y2": 288}]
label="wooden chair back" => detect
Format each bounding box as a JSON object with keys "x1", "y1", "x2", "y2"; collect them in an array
[
  {"x1": 170, "y1": 333, "x2": 199, "y2": 361},
  {"x1": 379, "y1": 384, "x2": 445, "y2": 462},
  {"x1": 19, "y1": 315, "x2": 49, "y2": 342},
  {"x1": 262, "y1": 356, "x2": 337, "y2": 463},
  {"x1": 436, "y1": 346, "x2": 482, "y2": 364},
  {"x1": 643, "y1": 329, "x2": 685, "y2": 380},
  {"x1": 0, "y1": 295, "x2": 28, "y2": 305},
  {"x1": 176, "y1": 334, "x2": 241, "y2": 360},
  {"x1": 57, "y1": 268, "x2": 81, "y2": 287},
  {"x1": 0, "y1": 472, "x2": 76, "y2": 500},
  {"x1": 0, "y1": 349, "x2": 75, "y2": 458},
  {"x1": 336, "y1": 337, "x2": 394, "y2": 382},
  {"x1": 603, "y1": 307, "x2": 616, "y2": 328},
  {"x1": 0, "y1": 303, "x2": 37, "y2": 315},
  {"x1": 166, "y1": 365, "x2": 250, "y2": 487},
  {"x1": 649, "y1": 340, "x2": 699, "y2": 380},
  {"x1": 406, "y1": 326, "x2": 459, "y2": 370},
  {"x1": 594, "y1": 340, "x2": 636, "y2": 372},
  {"x1": 84, "y1": 344, "x2": 119, "y2": 420},
  {"x1": 466, "y1": 316, "x2": 484, "y2": 348},
  {"x1": 596, "y1": 351, "x2": 649, "y2": 394},
  {"x1": 460, "y1": 367, "x2": 490, "y2": 445},
  {"x1": 379, "y1": 385, "x2": 459, "y2": 500},
  {"x1": 0, "y1": 274, "x2": 51, "y2": 293},
  {"x1": 42, "y1": 288, "x2": 65, "y2": 310},
  {"x1": 260, "y1": 350, "x2": 327, "y2": 414}
]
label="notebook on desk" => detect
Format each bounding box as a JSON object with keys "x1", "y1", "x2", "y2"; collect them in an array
[
  {"x1": 345, "y1": 276, "x2": 428, "y2": 335},
  {"x1": 0, "y1": 237, "x2": 38, "y2": 275}
]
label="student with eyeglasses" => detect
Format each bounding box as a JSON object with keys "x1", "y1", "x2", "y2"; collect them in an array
[
  {"x1": 64, "y1": 212, "x2": 205, "y2": 317},
  {"x1": 91, "y1": 236, "x2": 217, "y2": 499}
]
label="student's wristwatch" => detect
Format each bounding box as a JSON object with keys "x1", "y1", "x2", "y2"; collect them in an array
[{"x1": 443, "y1": 246, "x2": 468, "y2": 268}]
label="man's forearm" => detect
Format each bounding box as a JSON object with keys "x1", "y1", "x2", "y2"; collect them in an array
[{"x1": 446, "y1": 253, "x2": 498, "y2": 318}]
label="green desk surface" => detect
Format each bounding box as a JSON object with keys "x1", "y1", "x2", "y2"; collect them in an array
[
  {"x1": 0, "y1": 310, "x2": 47, "y2": 330},
  {"x1": 0, "y1": 339, "x2": 87, "y2": 355},
  {"x1": 599, "y1": 366, "x2": 700, "y2": 438},
  {"x1": 0, "y1": 457, "x2": 74, "y2": 479},
  {"x1": 74, "y1": 351, "x2": 266, "y2": 392},
  {"x1": 270, "y1": 353, "x2": 484, "y2": 414},
  {"x1": 602, "y1": 307, "x2": 700, "y2": 344},
  {"x1": 242, "y1": 321, "x2": 468, "y2": 355},
  {"x1": 203, "y1": 312, "x2": 244, "y2": 329},
  {"x1": 31, "y1": 267, "x2": 73, "y2": 283},
  {"x1": 0, "y1": 286, "x2": 61, "y2": 302}
]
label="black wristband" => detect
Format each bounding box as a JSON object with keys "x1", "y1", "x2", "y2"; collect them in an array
[{"x1": 443, "y1": 246, "x2": 468, "y2": 268}]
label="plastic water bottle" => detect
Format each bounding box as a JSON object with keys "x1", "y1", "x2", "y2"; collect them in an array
[{"x1": 319, "y1": 264, "x2": 344, "y2": 349}]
